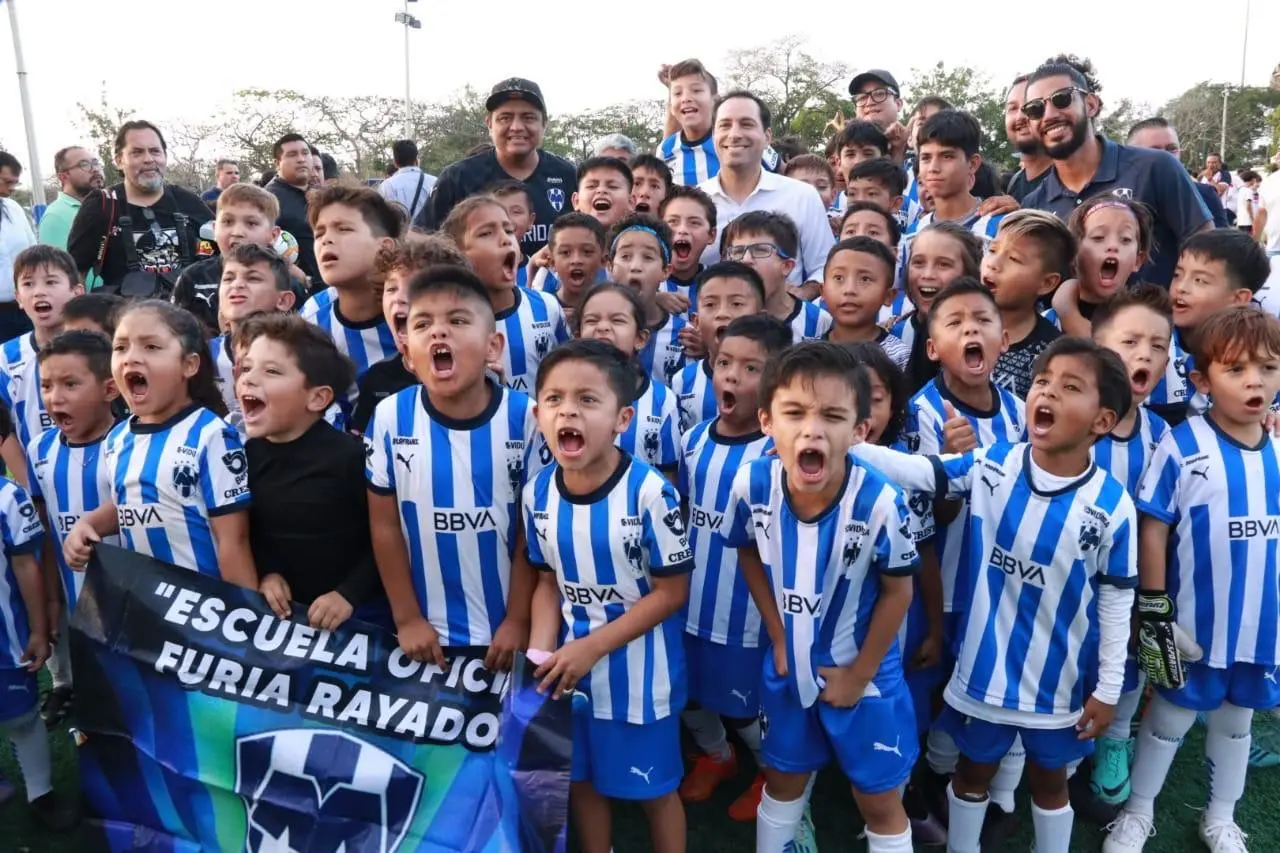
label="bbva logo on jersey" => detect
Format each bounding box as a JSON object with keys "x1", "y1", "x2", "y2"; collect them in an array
[{"x1": 235, "y1": 728, "x2": 424, "y2": 853}]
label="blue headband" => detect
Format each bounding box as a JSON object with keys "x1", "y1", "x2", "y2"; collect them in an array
[{"x1": 610, "y1": 225, "x2": 670, "y2": 265}]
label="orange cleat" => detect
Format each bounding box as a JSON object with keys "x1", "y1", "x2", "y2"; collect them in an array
[
  {"x1": 679, "y1": 749, "x2": 739, "y2": 802},
  {"x1": 727, "y1": 772, "x2": 766, "y2": 822}
]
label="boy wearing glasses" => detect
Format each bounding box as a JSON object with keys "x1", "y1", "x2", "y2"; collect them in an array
[
  {"x1": 720, "y1": 211, "x2": 831, "y2": 341},
  {"x1": 1019, "y1": 59, "x2": 1210, "y2": 286}
]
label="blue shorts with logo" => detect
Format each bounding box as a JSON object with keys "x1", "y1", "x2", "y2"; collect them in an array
[
  {"x1": 684, "y1": 634, "x2": 764, "y2": 719},
  {"x1": 570, "y1": 693, "x2": 681, "y2": 800},
  {"x1": 1158, "y1": 662, "x2": 1280, "y2": 712},
  {"x1": 758, "y1": 654, "x2": 916, "y2": 794},
  {"x1": 0, "y1": 666, "x2": 38, "y2": 722},
  {"x1": 937, "y1": 704, "x2": 1090, "y2": 770}
]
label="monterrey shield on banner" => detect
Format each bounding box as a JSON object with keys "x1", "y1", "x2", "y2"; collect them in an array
[{"x1": 70, "y1": 544, "x2": 571, "y2": 853}]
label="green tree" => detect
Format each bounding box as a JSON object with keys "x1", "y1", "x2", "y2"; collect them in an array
[
  {"x1": 723, "y1": 35, "x2": 850, "y2": 147},
  {"x1": 901, "y1": 63, "x2": 1011, "y2": 169},
  {"x1": 544, "y1": 100, "x2": 666, "y2": 161},
  {"x1": 1161, "y1": 82, "x2": 1280, "y2": 168},
  {"x1": 76, "y1": 88, "x2": 135, "y2": 185}
]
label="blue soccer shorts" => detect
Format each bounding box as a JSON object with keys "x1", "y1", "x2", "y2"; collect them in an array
[
  {"x1": 684, "y1": 633, "x2": 764, "y2": 719},
  {"x1": 570, "y1": 693, "x2": 681, "y2": 800},
  {"x1": 1159, "y1": 662, "x2": 1280, "y2": 712},
  {"x1": 937, "y1": 704, "x2": 1090, "y2": 770}
]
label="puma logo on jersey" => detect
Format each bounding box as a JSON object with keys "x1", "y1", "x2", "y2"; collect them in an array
[
  {"x1": 872, "y1": 736, "x2": 902, "y2": 757},
  {"x1": 629, "y1": 766, "x2": 654, "y2": 784},
  {"x1": 1190, "y1": 466, "x2": 1210, "y2": 481},
  {"x1": 729, "y1": 689, "x2": 752, "y2": 706},
  {"x1": 396, "y1": 453, "x2": 414, "y2": 471},
  {"x1": 981, "y1": 475, "x2": 999, "y2": 496}
]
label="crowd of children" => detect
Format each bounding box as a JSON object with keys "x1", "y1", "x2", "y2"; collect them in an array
[{"x1": 0, "y1": 53, "x2": 1277, "y2": 853}]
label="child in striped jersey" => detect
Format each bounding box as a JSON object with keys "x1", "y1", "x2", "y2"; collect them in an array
[
  {"x1": 677, "y1": 315, "x2": 790, "y2": 820},
  {"x1": 1050, "y1": 195, "x2": 1153, "y2": 337},
  {"x1": 657, "y1": 185, "x2": 718, "y2": 316},
  {"x1": 672, "y1": 262, "x2": 766, "y2": 433},
  {"x1": 366, "y1": 266, "x2": 542, "y2": 671},
  {"x1": 853, "y1": 337, "x2": 1138, "y2": 853},
  {"x1": 574, "y1": 284, "x2": 680, "y2": 475},
  {"x1": 208, "y1": 243, "x2": 297, "y2": 423},
  {"x1": 486, "y1": 180, "x2": 536, "y2": 288},
  {"x1": 302, "y1": 186, "x2": 401, "y2": 392},
  {"x1": 607, "y1": 214, "x2": 691, "y2": 386},
  {"x1": 546, "y1": 212, "x2": 607, "y2": 327},
  {"x1": 905, "y1": 111, "x2": 1005, "y2": 248},
  {"x1": 443, "y1": 196, "x2": 569, "y2": 394},
  {"x1": 525, "y1": 339, "x2": 692, "y2": 853},
  {"x1": 1085, "y1": 284, "x2": 1172, "y2": 807},
  {"x1": 1106, "y1": 308, "x2": 1280, "y2": 853},
  {"x1": 62, "y1": 301, "x2": 257, "y2": 588},
  {"x1": 721, "y1": 211, "x2": 832, "y2": 342},
  {"x1": 726, "y1": 343, "x2": 918, "y2": 853},
  {"x1": 821, "y1": 238, "x2": 909, "y2": 369},
  {"x1": 24, "y1": 331, "x2": 118, "y2": 727}
]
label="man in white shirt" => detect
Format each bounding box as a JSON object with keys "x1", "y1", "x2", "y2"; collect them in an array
[
  {"x1": 1250, "y1": 158, "x2": 1280, "y2": 315},
  {"x1": 378, "y1": 140, "x2": 436, "y2": 223},
  {"x1": 697, "y1": 90, "x2": 834, "y2": 296},
  {"x1": 0, "y1": 152, "x2": 37, "y2": 341}
]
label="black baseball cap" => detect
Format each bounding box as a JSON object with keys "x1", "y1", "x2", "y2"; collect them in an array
[
  {"x1": 848, "y1": 69, "x2": 900, "y2": 97},
  {"x1": 486, "y1": 78, "x2": 546, "y2": 114}
]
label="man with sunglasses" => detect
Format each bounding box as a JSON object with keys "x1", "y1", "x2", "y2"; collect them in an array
[
  {"x1": 37, "y1": 147, "x2": 105, "y2": 254},
  {"x1": 1020, "y1": 61, "x2": 1210, "y2": 286}
]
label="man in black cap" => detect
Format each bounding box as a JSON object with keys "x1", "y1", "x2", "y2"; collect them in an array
[
  {"x1": 413, "y1": 77, "x2": 577, "y2": 257},
  {"x1": 848, "y1": 69, "x2": 909, "y2": 165}
]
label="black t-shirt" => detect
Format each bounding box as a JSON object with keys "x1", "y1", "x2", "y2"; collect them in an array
[
  {"x1": 1006, "y1": 167, "x2": 1051, "y2": 203},
  {"x1": 172, "y1": 255, "x2": 223, "y2": 333},
  {"x1": 349, "y1": 356, "x2": 417, "y2": 434},
  {"x1": 993, "y1": 314, "x2": 1061, "y2": 399},
  {"x1": 265, "y1": 179, "x2": 317, "y2": 282},
  {"x1": 903, "y1": 314, "x2": 938, "y2": 395},
  {"x1": 67, "y1": 184, "x2": 213, "y2": 293},
  {"x1": 414, "y1": 149, "x2": 577, "y2": 257},
  {"x1": 246, "y1": 420, "x2": 381, "y2": 606}
]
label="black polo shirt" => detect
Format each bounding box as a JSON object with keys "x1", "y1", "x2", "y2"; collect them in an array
[
  {"x1": 413, "y1": 148, "x2": 577, "y2": 257},
  {"x1": 1023, "y1": 136, "x2": 1211, "y2": 286},
  {"x1": 265, "y1": 178, "x2": 317, "y2": 282}
]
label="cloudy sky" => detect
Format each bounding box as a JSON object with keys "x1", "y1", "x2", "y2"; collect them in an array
[{"x1": 0, "y1": 0, "x2": 1272, "y2": 187}]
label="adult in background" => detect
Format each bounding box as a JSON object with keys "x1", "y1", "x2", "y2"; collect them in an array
[
  {"x1": 848, "y1": 69, "x2": 909, "y2": 164},
  {"x1": 320, "y1": 153, "x2": 339, "y2": 185},
  {"x1": 1125, "y1": 117, "x2": 1230, "y2": 228},
  {"x1": 1250, "y1": 153, "x2": 1280, "y2": 315},
  {"x1": 66, "y1": 121, "x2": 211, "y2": 297},
  {"x1": 378, "y1": 140, "x2": 436, "y2": 223},
  {"x1": 413, "y1": 78, "x2": 576, "y2": 257},
  {"x1": 697, "y1": 90, "x2": 834, "y2": 296},
  {"x1": 309, "y1": 146, "x2": 325, "y2": 190},
  {"x1": 265, "y1": 133, "x2": 318, "y2": 283},
  {"x1": 201, "y1": 159, "x2": 240, "y2": 207},
  {"x1": 1021, "y1": 61, "x2": 1210, "y2": 286},
  {"x1": 593, "y1": 134, "x2": 637, "y2": 162},
  {"x1": 1003, "y1": 75, "x2": 1053, "y2": 202},
  {"x1": 38, "y1": 146, "x2": 105, "y2": 251},
  {"x1": 0, "y1": 152, "x2": 36, "y2": 340}
]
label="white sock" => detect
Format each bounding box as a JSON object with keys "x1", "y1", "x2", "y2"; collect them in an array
[
  {"x1": 1107, "y1": 684, "x2": 1144, "y2": 741},
  {"x1": 682, "y1": 706, "x2": 731, "y2": 761},
  {"x1": 864, "y1": 825, "x2": 913, "y2": 853},
  {"x1": 1030, "y1": 801, "x2": 1073, "y2": 853},
  {"x1": 732, "y1": 719, "x2": 763, "y2": 764},
  {"x1": 46, "y1": 608, "x2": 72, "y2": 690},
  {"x1": 988, "y1": 737, "x2": 1024, "y2": 813},
  {"x1": 927, "y1": 727, "x2": 959, "y2": 776},
  {"x1": 3, "y1": 710, "x2": 52, "y2": 801},
  {"x1": 756, "y1": 785, "x2": 808, "y2": 852},
  {"x1": 945, "y1": 782, "x2": 987, "y2": 853},
  {"x1": 1126, "y1": 694, "x2": 1196, "y2": 818},
  {"x1": 1204, "y1": 702, "x2": 1253, "y2": 823}
]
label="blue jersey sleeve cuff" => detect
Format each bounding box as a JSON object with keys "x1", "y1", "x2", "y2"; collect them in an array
[
  {"x1": 367, "y1": 483, "x2": 396, "y2": 497},
  {"x1": 1098, "y1": 573, "x2": 1139, "y2": 590},
  {"x1": 881, "y1": 560, "x2": 920, "y2": 577},
  {"x1": 5, "y1": 539, "x2": 41, "y2": 558},
  {"x1": 208, "y1": 500, "x2": 251, "y2": 518},
  {"x1": 1135, "y1": 501, "x2": 1176, "y2": 525},
  {"x1": 650, "y1": 558, "x2": 694, "y2": 577},
  {"x1": 928, "y1": 456, "x2": 949, "y2": 502}
]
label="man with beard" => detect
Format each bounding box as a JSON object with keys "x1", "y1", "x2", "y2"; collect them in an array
[
  {"x1": 1126, "y1": 117, "x2": 1231, "y2": 228},
  {"x1": 38, "y1": 147, "x2": 105, "y2": 252},
  {"x1": 1021, "y1": 61, "x2": 1210, "y2": 286},
  {"x1": 66, "y1": 121, "x2": 212, "y2": 296},
  {"x1": 1003, "y1": 76, "x2": 1053, "y2": 202},
  {"x1": 413, "y1": 78, "x2": 576, "y2": 258}
]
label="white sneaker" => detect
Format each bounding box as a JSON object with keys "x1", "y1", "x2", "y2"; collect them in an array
[
  {"x1": 1102, "y1": 811, "x2": 1156, "y2": 852},
  {"x1": 1199, "y1": 815, "x2": 1249, "y2": 853}
]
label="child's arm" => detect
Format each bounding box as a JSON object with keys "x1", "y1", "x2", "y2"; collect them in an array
[
  {"x1": 311, "y1": 450, "x2": 382, "y2": 630},
  {"x1": 850, "y1": 441, "x2": 969, "y2": 498},
  {"x1": 63, "y1": 502, "x2": 119, "y2": 570},
  {"x1": 1, "y1": 435, "x2": 28, "y2": 489},
  {"x1": 528, "y1": 570, "x2": 562, "y2": 654},
  {"x1": 13, "y1": 552, "x2": 48, "y2": 671},
  {"x1": 1078, "y1": 500, "x2": 1138, "y2": 739},
  {"x1": 913, "y1": 539, "x2": 945, "y2": 670},
  {"x1": 487, "y1": 527, "x2": 534, "y2": 672},
  {"x1": 368, "y1": 490, "x2": 444, "y2": 667},
  {"x1": 210, "y1": 511, "x2": 258, "y2": 589},
  {"x1": 740, "y1": 544, "x2": 787, "y2": 676},
  {"x1": 1050, "y1": 279, "x2": 1091, "y2": 337}
]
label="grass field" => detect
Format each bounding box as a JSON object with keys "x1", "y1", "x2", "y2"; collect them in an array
[{"x1": 4, "y1": 675, "x2": 1280, "y2": 852}]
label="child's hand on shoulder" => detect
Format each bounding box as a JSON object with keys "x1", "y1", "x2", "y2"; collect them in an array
[
  {"x1": 1076, "y1": 695, "x2": 1116, "y2": 740},
  {"x1": 22, "y1": 630, "x2": 49, "y2": 672},
  {"x1": 308, "y1": 591, "x2": 353, "y2": 632},
  {"x1": 535, "y1": 636, "x2": 603, "y2": 699},
  {"x1": 817, "y1": 664, "x2": 868, "y2": 708},
  {"x1": 259, "y1": 573, "x2": 293, "y2": 620},
  {"x1": 977, "y1": 195, "x2": 1020, "y2": 217},
  {"x1": 486, "y1": 616, "x2": 529, "y2": 672},
  {"x1": 941, "y1": 402, "x2": 978, "y2": 454},
  {"x1": 655, "y1": 291, "x2": 690, "y2": 317},
  {"x1": 63, "y1": 519, "x2": 101, "y2": 570},
  {"x1": 396, "y1": 616, "x2": 446, "y2": 668}
]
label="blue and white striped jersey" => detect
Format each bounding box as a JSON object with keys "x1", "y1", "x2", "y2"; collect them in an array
[
  {"x1": 104, "y1": 405, "x2": 250, "y2": 577},
  {"x1": 299, "y1": 287, "x2": 336, "y2": 323},
  {"x1": 366, "y1": 382, "x2": 543, "y2": 647},
  {"x1": 877, "y1": 289, "x2": 913, "y2": 326},
  {"x1": 639, "y1": 312, "x2": 690, "y2": 387},
  {"x1": 303, "y1": 294, "x2": 398, "y2": 381},
  {"x1": 901, "y1": 378, "x2": 1025, "y2": 613},
  {"x1": 1138, "y1": 416, "x2": 1280, "y2": 668},
  {"x1": 724, "y1": 454, "x2": 919, "y2": 708},
  {"x1": 889, "y1": 312, "x2": 923, "y2": 356},
  {"x1": 1146, "y1": 330, "x2": 1190, "y2": 409},
  {"x1": 659, "y1": 133, "x2": 779, "y2": 187},
  {"x1": 0, "y1": 333, "x2": 38, "y2": 381},
  {"x1": 0, "y1": 360, "x2": 51, "y2": 450},
  {"x1": 900, "y1": 169, "x2": 922, "y2": 231},
  {"x1": 496, "y1": 287, "x2": 570, "y2": 394},
  {"x1": 671, "y1": 359, "x2": 716, "y2": 435},
  {"x1": 524, "y1": 455, "x2": 693, "y2": 722},
  {"x1": 679, "y1": 420, "x2": 774, "y2": 647},
  {"x1": 853, "y1": 441, "x2": 1137, "y2": 720},
  {"x1": 209, "y1": 334, "x2": 237, "y2": 418},
  {"x1": 618, "y1": 374, "x2": 680, "y2": 469},
  {"x1": 26, "y1": 428, "x2": 115, "y2": 611},
  {"x1": 906, "y1": 210, "x2": 1005, "y2": 250},
  {"x1": 781, "y1": 298, "x2": 833, "y2": 343},
  {"x1": 1093, "y1": 407, "x2": 1169, "y2": 498},
  {"x1": 663, "y1": 267, "x2": 702, "y2": 302},
  {"x1": 0, "y1": 479, "x2": 44, "y2": 670}
]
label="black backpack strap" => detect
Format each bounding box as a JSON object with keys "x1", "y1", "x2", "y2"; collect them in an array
[
  {"x1": 173, "y1": 211, "x2": 193, "y2": 264},
  {"x1": 408, "y1": 172, "x2": 426, "y2": 219},
  {"x1": 116, "y1": 213, "x2": 141, "y2": 271}
]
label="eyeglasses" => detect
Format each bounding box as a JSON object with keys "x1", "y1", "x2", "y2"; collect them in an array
[
  {"x1": 70, "y1": 159, "x2": 103, "y2": 172},
  {"x1": 1020, "y1": 86, "x2": 1089, "y2": 121},
  {"x1": 723, "y1": 243, "x2": 791, "y2": 261},
  {"x1": 853, "y1": 87, "x2": 896, "y2": 107}
]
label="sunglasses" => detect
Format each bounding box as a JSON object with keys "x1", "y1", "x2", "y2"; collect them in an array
[{"x1": 1021, "y1": 86, "x2": 1090, "y2": 121}]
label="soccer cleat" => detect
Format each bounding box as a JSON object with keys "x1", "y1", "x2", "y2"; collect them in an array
[
  {"x1": 1247, "y1": 743, "x2": 1280, "y2": 768},
  {"x1": 784, "y1": 804, "x2": 819, "y2": 853},
  {"x1": 1102, "y1": 811, "x2": 1156, "y2": 853},
  {"x1": 678, "y1": 748, "x2": 738, "y2": 802},
  {"x1": 728, "y1": 772, "x2": 765, "y2": 822},
  {"x1": 1199, "y1": 816, "x2": 1249, "y2": 853},
  {"x1": 40, "y1": 685, "x2": 73, "y2": 729},
  {"x1": 1091, "y1": 736, "x2": 1135, "y2": 805}
]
